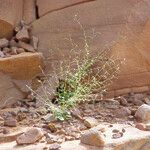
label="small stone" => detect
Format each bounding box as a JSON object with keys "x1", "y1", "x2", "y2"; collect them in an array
[
  {"x1": 133, "y1": 99, "x2": 143, "y2": 106},
  {"x1": 135, "y1": 123, "x2": 146, "y2": 131},
  {"x1": 115, "y1": 107, "x2": 131, "y2": 118},
  {"x1": 145, "y1": 124, "x2": 150, "y2": 131},
  {"x1": 65, "y1": 135, "x2": 75, "y2": 141},
  {"x1": 84, "y1": 117, "x2": 98, "y2": 128},
  {"x1": 103, "y1": 99, "x2": 120, "y2": 109},
  {"x1": 112, "y1": 132, "x2": 123, "y2": 139},
  {"x1": 0, "y1": 51, "x2": 5, "y2": 58},
  {"x1": 48, "y1": 123, "x2": 57, "y2": 133},
  {"x1": 16, "y1": 27, "x2": 30, "y2": 42},
  {"x1": 18, "y1": 41, "x2": 35, "y2": 52},
  {"x1": 119, "y1": 97, "x2": 128, "y2": 106},
  {"x1": 135, "y1": 104, "x2": 150, "y2": 122},
  {"x1": 3, "y1": 127, "x2": 10, "y2": 134},
  {"x1": 36, "y1": 107, "x2": 47, "y2": 115},
  {"x1": 17, "y1": 112, "x2": 26, "y2": 122},
  {"x1": 30, "y1": 36, "x2": 38, "y2": 50},
  {"x1": 0, "y1": 116, "x2": 4, "y2": 126},
  {"x1": 42, "y1": 114, "x2": 56, "y2": 122},
  {"x1": 3, "y1": 47, "x2": 11, "y2": 54},
  {"x1": 71, "y1": 108, "x2": 82, "y2": 120},
  {"x1": 112, "y1": 129, "x2": 119, "y2": 133},
  {"x1": 80, "y1": 128, "x2": 105, "y2": 147},
  {"x1": 4, "y1": 118, "x2": 17, "y2": 127},
  {"x1": 10, "y1": 47, "x2": 18, "y2": 55},
  {"x1": 14, "y1": 26, "x2": 21, "y2": 33},
  {"x1": 122, "y1": 128, "x2": 126, "y2": 133},
  {"x1": 43, "y1": 147, "x2": 48, "y2": 150},
  {"x1": 16, "y1": 48, "x2": 25, "y2": 54},
  {"x1": 16, "y1": 127, "x2": 43, "y2": 145},
  {"x1": 49, "y1": 143, "x2": 61, "y2": 150},
  {"x1": 9, "y1": 39, "x2": 18, "y2": 47},
  {"x1": 0, "y1": 38, "x2": 9, "y2": 48},
  {"x1": 144, "y1": 98, "x2": 150, "y2": 105}
]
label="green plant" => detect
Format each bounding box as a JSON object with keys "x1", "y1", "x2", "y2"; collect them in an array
[{"x1": 29, "y1": 16, "x2": 122, "y2": 121}]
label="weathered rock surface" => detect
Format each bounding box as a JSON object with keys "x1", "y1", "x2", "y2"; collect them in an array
[
  {"x1": 0, "y1": 52, "x2": 43, "y2": 79},
  {"x1": 16, "y1": 128, "x2": 43, "y2": 145},
  {"x1": 135, "y1": 104, "x2": 150, "y2": 123},
  {"x1": 32, "y1": 0, "x2": 150, "y2": 93},
  {"x1": 80, "y1": 128, "x2": 105, "y2": 147},
  {"x1": 0, "y1": 0, "x2": 23, "y2": 38},
  {"x1": 16, "y1": 28, "x2": 30, "y2": 42},
  {"x1": 83, "y1": 117, "x2": 98, "y2": 128}
]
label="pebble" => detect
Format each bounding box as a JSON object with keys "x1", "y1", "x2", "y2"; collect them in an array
[{"x1": 84, "y1": 117, "x2": 98, "y2": 128}]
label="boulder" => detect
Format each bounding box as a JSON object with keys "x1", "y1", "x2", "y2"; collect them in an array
[
  {"x1": 0, "y1": 52, "x2": 44, "y2": 79},
  {"x1": 80, "y1": 128, "x2": 105, "y2": 147},
  {"x1": 0, "y1": 0, "x2": 23, "y2": 38},
  {"x1": 135, "y1": 104, "x2": 150, "y2": 123},
  {"x1": 16, "y1": 128, "x2": 43, "y2": 145}
]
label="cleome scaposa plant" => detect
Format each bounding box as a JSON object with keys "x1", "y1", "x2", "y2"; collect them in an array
[{"x1": 28, "y1": 16, "x2": 123, "y2": 121}]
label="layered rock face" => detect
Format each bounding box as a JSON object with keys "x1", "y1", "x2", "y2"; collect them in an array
[
  {"x1": 32, "y1": 0, "x2": 150, "y2": 96},
  {"x1": 0, "y1": 0, "x2": 150, "y2": 107}
]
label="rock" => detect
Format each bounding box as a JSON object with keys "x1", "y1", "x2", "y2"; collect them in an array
[
  {"x1": 48, "y1": 123, "x2": 57, "y2": 133},
  {"x1": 0, "y1": 38, "x2": 9, "y2": 48},
  {"x1": 30, "y1": 36, "x2": 38, "y2": 50},
  {"x1": 145, "y1": 124, "x2": 150, "y2": 131},
  {"x1": 41, "y1": 114, "x2": 56, "y2": 122},
  {"x1": 144, "y1": 98, "x2": 150, "y2": 105},
  {"x1": 115, "y1": 107, "x2": 131, "y2": 118},
  {"x1": 16, "y1": 27, "x2": 30, "y2": 42},
  {"x1": 9, "y1": 39, "x2": 18, "y2": 47},
  {"x1": 0, "y1": 52, "x2": 44, "y2": 79},
  {"x1": 36, "y1": 107, "x2": 47, "y2": 115},
  {"x1": 18, "y1": 41, "x2": 35, "y2": 52},
  {"x1": 80, "y1": 128, "x2": 105, "y2": 147},
  {"x1": 10, "y1": 47, "x2": 18, "y2": 55},
  {"x1": 0, "y1": 51, "x2": 5, "y2": 58},
  {"x1": 16, "y1": 127, "x2": 43, "y2": 145},
  {"x1": 46, "y1": 134, "x2": 59, "y2": 144},
  {"x1": 16, "y1": 48, "x2": 25, "y2": 54},
  {"x1": 0, "y1": 116, "x2": 4, "y2": 126},
  {"x1": 101, "y1": 99, "x2": 120, "y2": 109},
  {"x1": 112, "y1": 132, "x2": 123, "y2": 139},
  {"x1": 135, "y1": 123, "x2": 146, "y2": 131},
  {"x1": 135, "y1": 104, "x2": 150, "y2": 122},
  {"x1": 49, "y1": 143, "x2": 61, "y2": 150},
  {"x1": 4, "y1": 118, "x2": 17, "y2": 127},
  {"x1": 0, "y1": 0, "x2": 23, "y2": 38},
  {"x1": 84, "y1": 117, "x2": 98, "y2": 128},
  {"x1": 3, "y1": 47, "x2": 11, "y2": 54},
  {"x1": 112, "y1": 129, "x2": 119, "y2": 133},
  {"x1": 71, "y1": 108, "x2": 82, "y2": 120},
  {"x1": 133, "y1": 99, "x2": 143, "y2": 106},
  {"x1": 118, "y1": 97, "x2": 128, "y2": 106}
]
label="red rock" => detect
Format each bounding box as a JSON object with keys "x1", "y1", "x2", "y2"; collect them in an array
[
  {"x1": 18, "y1": 41, "x2": 35, "y2": 52},
  {"x1": 135, "y1": 123, "x2": 146, "y2": 131},
  {"x1": 16, "y1": 127, "x2": 43, "y2": 145},
  {"x1": 4, "y1": 118, "x2": 17, "y2": 127},
  {"x1": 80, "y1": 128, "x2": 105, "y2": 147},
  {"x1": 0, "y1": 38, "x2": 9, "y2": 48},
  {"x1": 16, "y1": 48, "x2": 25, "y2": 54},
  {"x1": 9, "y1": 39, "x2": 18, "y2": 47},
  {"x1": 49, "y1": 143, "x2": 61, "y2": 150},
  {"x1": 83, "y1": 117, "x2": 98, "y2": 128},
  {"x1": 135, "y1": 104, "x2": 150, "y2": 122},
  {"x1": 16, "y1": 27, "x2": 30, "y2": 42}
]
